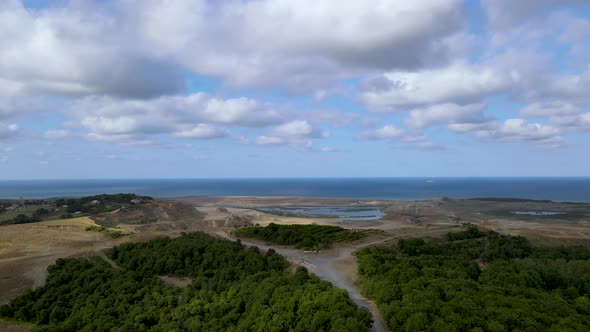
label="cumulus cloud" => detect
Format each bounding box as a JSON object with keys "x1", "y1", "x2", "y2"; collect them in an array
[
  {"x1": 361, "y1": 62, "x2": 516, "y2": 111},
  {"x1": 476, "y1": 119, "x2": 564, "y2": 148},
  {"x1": 1, "y1": 0, "x2": 590, "y2": 153},
  {"x1": 520, "y1": 102, "x2": 582, "y2": 118},
  {"x1": 405, "y1": 103, "x2": 490, "y2": 129},
  {"x1": 541, "y1": 69, "x2": 590, "y2": 103},
  {"x1": 0, "y1": 1, "x2": 183, "y2": 98},
  {"x1": 358, "y1": 124, "x2": 441, "y2": 150},
  {"x1": 359, "y1": 125, "x2": 404, "y2": 140},
  {"x1": 174, "y1": 124, "x2": 228, "y2": 139},
  {"x1": 69, "y1": 93, "x2": 284, "y2": 144},
  {"x1": 549, "y1": 112, "x2": 590, "y2": 131},
  {"x1": 127, "y1": 0, "x2": 464, "y2": 90},
  {"x1": 253, "y1": 120, "x2": 329, "y2": 149},
  {"x1": 271, "y1": 120, "x2": 329, "y2": 139},
  {"x1": 0, "y1": 0, "x2": 469, "y2": 96}
]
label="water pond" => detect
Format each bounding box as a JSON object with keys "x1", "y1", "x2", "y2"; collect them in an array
[
  {"x1": 257, "y1": 206, "x2": 384, "y2": 221},
  {"x1": 511, "y1": 211, "x2": 565, "y2": 216}
]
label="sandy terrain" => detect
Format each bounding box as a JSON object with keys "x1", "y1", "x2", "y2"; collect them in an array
[{"x1": 0, "y1": 217, "x2": 123, "y2": 305}]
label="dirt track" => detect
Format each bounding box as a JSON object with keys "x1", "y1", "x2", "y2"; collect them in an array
[{"x1": 216, "y1": 227, "x2": 455, "y2": 332}]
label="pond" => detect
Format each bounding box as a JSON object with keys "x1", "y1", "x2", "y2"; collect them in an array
[
  {"x1": 511, "y1": 211, "x2": 565, "y2": 216},
  {"x1": 257, "y1": 206, "x2": 384, "y2": 221}
]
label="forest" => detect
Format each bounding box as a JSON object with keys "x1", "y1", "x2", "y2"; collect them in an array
[
  {"x1": 357, "y1": 226, "x2": 590, "y2": 331},
  {"x1": 0, "y1": 232, "x2": 372, "y2": 331},
  {"x1": 235, "y1": 223, "x2": 367, "y2": 250},
  {"x1": 54, "y1": 193, "x2": 152, "y2": 214}
]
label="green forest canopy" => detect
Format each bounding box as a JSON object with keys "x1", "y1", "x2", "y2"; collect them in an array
[
  {"x1": 357, "y1": 226, "x2": 590, "y2": 331},
  {"x1": 235, "y1": 223, "x2": 367, "y2": 250},
  {"x1": 1, "y1": 232, "x2": 372, "y2": 331}
]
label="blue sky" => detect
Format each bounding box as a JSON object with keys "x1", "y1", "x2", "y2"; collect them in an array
[{"x1": 1, "y1": 0, "x2": 590, "y2": 179}]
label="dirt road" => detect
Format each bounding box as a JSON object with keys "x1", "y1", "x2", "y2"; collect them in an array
[{"x1": 216, "y1": 231, "x2": 389, "y2": 332}]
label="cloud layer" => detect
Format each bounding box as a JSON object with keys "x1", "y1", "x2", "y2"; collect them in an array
[{"x1": 0, "y1": 0, "x2": 589, "y2": 157}]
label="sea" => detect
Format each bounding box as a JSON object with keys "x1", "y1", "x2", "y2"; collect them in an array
[{"x1": 0, "y1": 178, "x2": 589, "y2": 202}]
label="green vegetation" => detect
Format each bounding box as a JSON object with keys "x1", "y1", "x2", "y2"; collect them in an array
[
  {"x1": 357, "y1": 226, "x2": 590, "y2": 331},
  {"x1": 54, "y1": 193, "x2": 152, "y2": 214},
  {"x1": 0, "y1": 213, "x2": 41, "y2": 225},
  {"x1": 0, "y1": 232, "x2": 372, "y2": 331},
  {"x1": 85, "y1": 225, "x2": 126, "y2": 239},
  {"x1": 0, "y1": 194, "x2": 153, "y2": 225},
  {"x1": 235, "y1": 223, "x2": 367, "y2": 250},
  {"x1": 0, "y1": 206, "x2": 53, "y2": 225}
]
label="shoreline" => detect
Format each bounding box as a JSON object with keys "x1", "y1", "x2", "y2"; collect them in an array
[{"x1": 2, "y1": 194, "x2": 589, "y2": 204}]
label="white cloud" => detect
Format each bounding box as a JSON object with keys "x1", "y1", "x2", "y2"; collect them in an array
[
  {"x1": 477, "y1": 118, "x2": 563, "y2": 148},
  {"x1": 520, "y1": 102, "x2": 582, "y2": 118},
  {"x1": 447, "y1": 122, "x2": 494, "y2": 133},
  {"x1": 361, "y1": 62, "x2": 515, "y2": 110},
  {"x1": 272, "y1": 120, "x2": 313, "y2": 137},
  {"x1": 174, "y1": 124, "x2": 227, "y2": 139},
  {"x1": 69, "y1": 93, "x2": 285, "y2": 144},
  {"x1": 405, "y1": 103, "x2": 489, "y2": 129},
  {"x1": 359, "y1": 125, "x2": 404, "y2": 140},
  {"x1": 86, "y1": 133, "x2": 155, "y2": 146},
  {"x1": 549, "y1": 112, "x2": 590, "y2": 131},
  {"x1": 0, "y1": 0, "x2": 468, "y2": 96},
  {"x1": 358, "y1": 124, "x2": 441, "y2": 149},
  {"x1": 0, "y1": 1, "x2": 183, "y2": 98},
  {"x1": 542, "y1": 69, "x2": 590, "y2": 103},
  {"x1": 255, "y1": 136, "x2": 284, "y2": 145},
  {"x1": 252, "y1": 120, "x2": 329, "y2": 149},
  {"x1": 271, "y1": 120, "x2": 329, "y2": 138}
]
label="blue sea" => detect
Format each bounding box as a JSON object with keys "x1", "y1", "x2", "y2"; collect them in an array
[{"x1": 0, "y1": 178, "x2": 588, "y2": 202}]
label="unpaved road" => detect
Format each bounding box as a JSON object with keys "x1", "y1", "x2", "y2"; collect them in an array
[
  {"x1": 216, "y1": 231, "x2": 392, "y2": 331},
  {"x1": 217, "y1": 227, "x2": 458, "y2": 332}
]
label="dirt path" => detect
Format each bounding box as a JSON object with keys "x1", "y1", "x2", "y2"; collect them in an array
[
  {"x1": 216, "y1": 231, "x2": 390, "y2": 331},
  {"x1": 217, "y1": 226, "x2": 457, "y2": 332}
]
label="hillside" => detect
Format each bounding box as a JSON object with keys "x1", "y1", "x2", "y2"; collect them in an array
[{"x1": 0, "y1": 232, "x2": 373, "y2": 331}]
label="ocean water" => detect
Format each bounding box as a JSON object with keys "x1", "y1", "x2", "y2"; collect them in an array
[{"x1": 0, "y1": 178, "x2": 588, "y2": 202}]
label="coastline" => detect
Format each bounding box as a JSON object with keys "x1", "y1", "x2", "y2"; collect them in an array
[{"x1": 1, "y1": 177, "x2": 590, "y2": 202}]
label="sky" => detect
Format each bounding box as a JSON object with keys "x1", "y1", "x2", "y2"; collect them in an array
[{"x1": 1, "y1": 0, "x2": 590, "y2": 179}]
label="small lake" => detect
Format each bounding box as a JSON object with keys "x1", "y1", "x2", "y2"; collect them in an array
[
  {"x1": 511, "y1": 211, "x2": 565, "y2": 216},
  {"x1": 258, "y1": 206, "x2": 384, "y2": 221}
]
